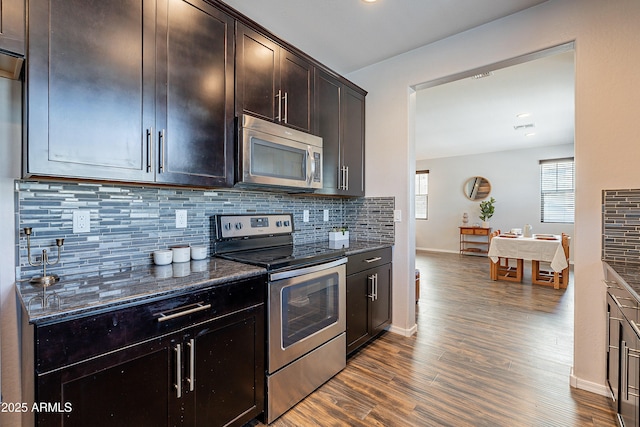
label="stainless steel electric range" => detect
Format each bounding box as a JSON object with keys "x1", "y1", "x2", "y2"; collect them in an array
[{"x1": 213, "y1": 213, "x2": 347, "y2": 424}]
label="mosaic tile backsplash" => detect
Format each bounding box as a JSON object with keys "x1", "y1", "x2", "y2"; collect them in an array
[
  {"x1": 15, "y1": 180, "x2": 395, "y2": 278},
  {"x1": 603, "y1": 189, "x2": 640, "y2": 264}
]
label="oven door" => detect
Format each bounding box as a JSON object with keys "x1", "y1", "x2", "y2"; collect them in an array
[{"x1": 268, "y1": 257, "x2": 346, "y2": 373}]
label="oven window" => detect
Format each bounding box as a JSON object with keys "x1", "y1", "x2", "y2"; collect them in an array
[
  {"x1": 251, "y1": 137, "x2": 306, "y2": 181},
  {"x1": 281, "y1": 272, "x2": 339, "y2": 348}
]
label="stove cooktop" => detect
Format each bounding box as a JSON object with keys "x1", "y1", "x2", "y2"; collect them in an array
[{"x1": 217, "y1": 242, "x2": 346, "y2": 271}]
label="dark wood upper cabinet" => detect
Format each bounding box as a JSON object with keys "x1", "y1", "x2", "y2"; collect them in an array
[
  {"x1": 314, "y1": 70, "x2": 366, "y2": 197},
  {"x1": 155, "y1": 0, "x2": 235, "y2": 187},
  {"x1": 236, "y1": 22, "x2": 313, "y2": 133},
  {"x1": 25, "y1": 0, "x2": 235, "y2": 187},
  {"x1": 26, "y1": 0, "x2": 155, "y2": 182},
  {"x1": 0, "y1": 0, "x2": 25, "y2": 78}
]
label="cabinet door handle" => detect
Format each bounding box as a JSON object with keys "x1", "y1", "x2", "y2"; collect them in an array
[
  {"x1": 275, "y1": 90, "x2": 282, "y2": 122},
  {"x1": 367, "y1": 274, "x2": 375, "y2": 301},
  {"x1": 373, "y1": 273, "x2": 378, "y2": 301},
  {"x1": 283, "y1": 92, "x2": 288, "y2": 124},
  {"x1": 156, "y1": 302, "x2": 212, "y2": 323},
  {"x1": 345, "y1": 166, "x2": 349, "y2": 191},
  {"x1": 364, "y1": 257, "x2": 382, "y2": 263},
  {"x1": 159, "y1": 129, "x2": 166, "y2": 173},
  {"x1": 187, "y1": 338, "x2": 195, "y2": 392},
  {"x1": 146, "y1": 127, "x2": 153, "y2": 173},
  {"x1": 175, "y1": 343, "x2": 182, "y2": 399}
]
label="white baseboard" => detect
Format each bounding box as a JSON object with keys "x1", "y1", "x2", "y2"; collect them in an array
[
  {"x1": 388, "y1": 322, "x2": 418, "y2": 337},
  {"x1": 569, "y1": 367, "x2": 610, "y2": 397},
  {"x1": 416, "y1": 247, "x2": 458, "y2": 254}
]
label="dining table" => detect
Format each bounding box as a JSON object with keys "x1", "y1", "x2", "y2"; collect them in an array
[{"x1": 488, "y1": 234, "x2": 569, "y2": 289}]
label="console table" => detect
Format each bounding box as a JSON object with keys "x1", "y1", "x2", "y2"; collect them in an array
[{"x1": 459, "y1": 227, "x2": 492, "y2": 256}]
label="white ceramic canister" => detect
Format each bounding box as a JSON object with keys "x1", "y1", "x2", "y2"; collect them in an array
[
  {"x1": 170, "y1": 245, "x2": 191, "y2": 263},
  {"x1": 523, "y1": 224, "x2": 533, "y2": 238},
  {"x1": 190, "y1": 245, "x2": 208, "y2": 261},
  {"x1": 153, "y1": 249, "x2": 173, "y2": 266}
]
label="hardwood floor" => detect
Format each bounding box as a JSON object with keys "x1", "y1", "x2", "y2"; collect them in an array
[{"x1": 248, "y1": 251, "x2": 617, "y2": 426}]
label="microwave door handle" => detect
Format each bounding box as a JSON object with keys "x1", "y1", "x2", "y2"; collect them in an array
[{"x1": 307, "y1": 147, "x2": 314, "y2": 185}]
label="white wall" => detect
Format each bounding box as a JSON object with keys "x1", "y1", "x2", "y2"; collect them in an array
[
  {"x1": 0, "y1": 77, "x2": 22, "y2": 425},
  {"x1": 346, "y1": 0, "x2": 640, "y2": 394},
  {"x1": 416, "y1": 144, "x2": 575, "y2": 256}
]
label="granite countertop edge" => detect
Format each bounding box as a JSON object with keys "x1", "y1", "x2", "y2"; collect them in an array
[
  {"x1": 17, "y1": 259, "x2": 267, "y2": 325},
  {"x1": 603, "y1": 259, "x2": 640, "y2": 301},
  {"x1": 342, "y1": 240, "x2": 394, "y2": 256}
]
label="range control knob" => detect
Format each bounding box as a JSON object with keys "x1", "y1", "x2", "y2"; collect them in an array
[
  {"x1": 235, "y1": 222, "x2": 243, "y2": 230},
  {"x1": 223, "y1": 222, "x2": 232, "y2": 231},
  {"x1": 283, "y1": 220, "x2": 290, "y2": 227},
  {"x1": 275, "y1": 221, "x2": 283, "y2": 227}
]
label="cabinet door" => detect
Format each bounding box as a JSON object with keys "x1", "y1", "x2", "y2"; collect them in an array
[
  {"x1": 347, "y1": 269, "x2": 371, "y2": 354},
  {"x1": 341, "y1": 85, "x2": 365, "y2": 196},
  {"x1": 315, "y1": 70, "x2": 341, "y2": 194},
  {"x1": 607, "y1": 293, "x2": 621, "y2": 402},
  {"x1": 280, "y1": 50, "x2": 313, "y2": 133},
  {"x1": 37, "y1": 336, "x2": 174, "y2": 427},
  {"x1": 26, "y1": 0, "x2": 156, "y2": 182},
  {"x1": 235, "y1": 23, "x2": 280, "y2": 123},
  {"x1": 371, "y1": 263, "x2": 392, "y2": 334},
  {"x1": 0, "y1": 0, "x2": 25, "y2": 56},
  {"x1": 619, "y1": 322, "x2": 639, "y2": 427},
  {"x1": 191, "y1": 305, "x2": 265, "y2": 427},
  {"x1": 155, "y1": 0, "x2": 234, "y2": 187}
]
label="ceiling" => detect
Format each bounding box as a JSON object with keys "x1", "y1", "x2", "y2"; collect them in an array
[
  {"x1": 415, "y1": 50, "x2": 575, "y2": 160},
  {"x1": 222, "y1": 0, "x2": 574, "y2": 160}
]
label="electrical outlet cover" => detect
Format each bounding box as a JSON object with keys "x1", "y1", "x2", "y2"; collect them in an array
[
  {"x1": 73, "y1": 210, "x2": 91, "y2": 233},
  {"x1": 176, "y1": 210, "x2": 187, "y2": 228}
]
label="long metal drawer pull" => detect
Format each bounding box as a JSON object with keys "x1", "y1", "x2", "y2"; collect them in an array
[
  {"x1": 156, "y1": 302, "x2": 212, "y2": 323},
  {"x1": 373, "y1": 273, "x2": 378, "y2": 301},
  {"x1": 345, "y1": 166, "x2": 349, "y2": 191},
  {"x1": 270, "y1": 257, "x2": 347, "y2": 281},
  {"x1": 187, "y1": 338, "x2": 195, "y2": 392},
  {"x1": 623, "y1": 340, "x2": 629, "y2": 401},
  {"x1": 364, "y1": 257, "x2": 382, "y2": 263},
  {"x1": 175, "y1": 344, "x2": 182, "y2": 398}
]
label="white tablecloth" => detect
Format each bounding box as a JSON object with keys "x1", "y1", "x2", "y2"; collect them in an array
[{"x1": 488, "y1": 236, "x2": 568, "y2": 272}]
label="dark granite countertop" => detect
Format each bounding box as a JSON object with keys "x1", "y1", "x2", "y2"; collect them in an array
[
  {"x1": 603, "y1": 260, "x2": 640, "y2": 301},
  {"x1": 17, "y1": 258, "x2": 266, "y2": 324},
  {"x1": 328, "y1": 240, "x2": 394, "y2": 256}
]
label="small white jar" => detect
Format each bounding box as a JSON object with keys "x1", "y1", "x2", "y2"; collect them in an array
[
  {"x1": 190, "y1": 245, "x2": 208, "y2": 261},
  {"x1": 170, "y1": 245, "x2": 190, "y2": 263},
  {"x1": 153, "y1": 249, "x2": 173, "y2": 266}
]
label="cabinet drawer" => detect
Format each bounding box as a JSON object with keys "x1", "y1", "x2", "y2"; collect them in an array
[
  {"x1": 35, "y1": 275, "x2": 266, "y2": 373},
  {"x1": 347, "y1": 247, "x2": 392, "y2": 276},
  {"x1": 460, "y1": 228, "x2": 475, "y2": 235}
]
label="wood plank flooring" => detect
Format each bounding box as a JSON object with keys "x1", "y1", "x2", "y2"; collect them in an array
[{"x1": 247, "y1": 251, "x2": 617, "y2": 426}]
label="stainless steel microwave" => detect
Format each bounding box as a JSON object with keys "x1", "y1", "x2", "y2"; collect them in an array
[{"x1": 237, "y1": 114, "x2": 323, "y2": 190}]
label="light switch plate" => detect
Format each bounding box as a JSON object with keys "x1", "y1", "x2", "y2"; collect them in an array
[
  {"x1": 176, "y1": 210, "x2": 187, "y2": 228},
  {"x1": 323, "y1": 209, "x2": 329, "y2": 222},
  {"x1": 303, "y1": 210, "x2": 310, "y2": 222},
  {"x1": 73, "y1": 210, "x2": 91, "y2": 233},
  {"x1": 393, "y1": 209, "x2": 402, "y2": 222}
]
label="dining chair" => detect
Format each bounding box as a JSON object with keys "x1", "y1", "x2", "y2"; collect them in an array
[
  {"x1": 489, "y1": 230, "x2": 524, "y2": 282},
  {"x1": 531, "y1": 233, "x2": 570, "y2": 289}
]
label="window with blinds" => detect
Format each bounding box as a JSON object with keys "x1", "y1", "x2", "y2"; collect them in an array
[
  {"x1": 540, "y1": 158, "x2": 574, "y2": 223},
  {"x1": 415, "y1": 170, "x2": 429, "y2": 220}
]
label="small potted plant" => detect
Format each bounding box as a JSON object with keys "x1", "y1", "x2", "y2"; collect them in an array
[
  {"x1": 329, "y1": 226, "x2": 349, "y2": 241},
  {"x1": 479, "y1": 197, "x2": 495, "y2": 228}
]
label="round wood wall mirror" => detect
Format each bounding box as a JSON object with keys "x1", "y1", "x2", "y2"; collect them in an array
[{"x1": 464, "y1": 176, "x2": 491, "y2": 200}]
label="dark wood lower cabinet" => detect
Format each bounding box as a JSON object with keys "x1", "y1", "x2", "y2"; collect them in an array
[
  {"x1": 346, "y1": 247, "x2": 392, "y2": 355},
  {"x1": 23, "y1": 276, "x2": 265, "y2": 427}
]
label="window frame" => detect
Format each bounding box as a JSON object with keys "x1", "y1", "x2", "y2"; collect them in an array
[
  {"x1": 415, "y1": 170, "x2": 429, "y2": 220},
  {"x1": 540, "y1": 157, "x2": 575, "y2": 224}
]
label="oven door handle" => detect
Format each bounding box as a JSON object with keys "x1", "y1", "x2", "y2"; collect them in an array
[{"x1": 269, "y1": 257, "x2": 347, "y2": 281}]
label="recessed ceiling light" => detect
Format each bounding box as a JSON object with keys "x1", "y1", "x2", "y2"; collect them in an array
[
  {"x1": 470, "y1": 72, "x2": 493, "y2": 79},
  {"x1": 516, "y1": 113, "x2": 531, "y2": 118},
  {"x1": 513, "y1": 123, "x2": 535, "y2": 130},
  {"x1": 525, "y1": 132, "x2": 536, "y2": 137},
  {"x1": 362, "y1": 0, "x2": 377, "y2": 3}
]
